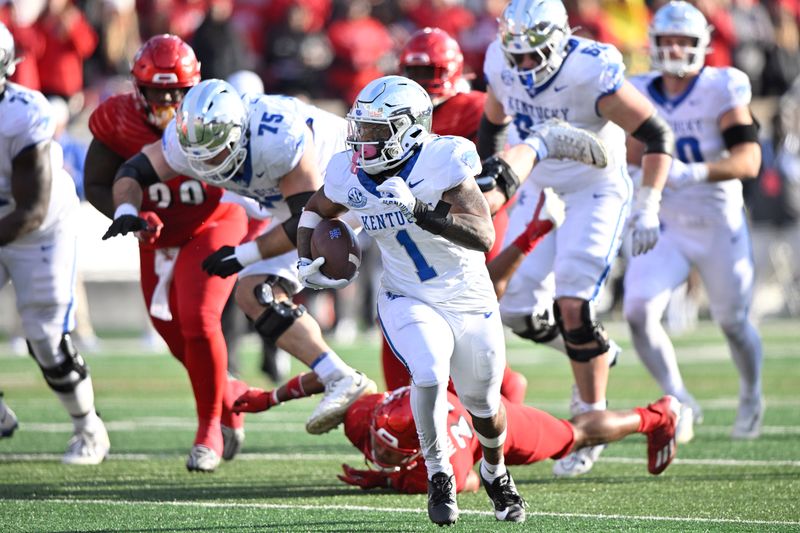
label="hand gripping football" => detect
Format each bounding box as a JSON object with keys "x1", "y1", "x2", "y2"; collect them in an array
[{"x1": 310, "y1": 219, "x2": 362, "y2": 281}]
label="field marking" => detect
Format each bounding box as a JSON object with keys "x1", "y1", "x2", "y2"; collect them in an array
[
  {"x1": 2, "y1": 452, "x2": 799, "y2": 468},
  {"x1": 2, "y1": 497, "x2": 799, "y2": 527}
]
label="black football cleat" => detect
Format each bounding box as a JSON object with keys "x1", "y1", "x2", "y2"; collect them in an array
[
  {"x1": 481, "y1": 469, "x2": 527, "y2": 522},
  {"x1": 427, "y1": 472, "x2": 459, "y2": 526}
]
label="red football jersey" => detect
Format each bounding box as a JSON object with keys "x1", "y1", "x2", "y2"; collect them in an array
[
  {"x1": 431, "y1": 90, "x2": 487, "y2": 144},
  {"x1": 344, "y1": 391, "x2": 575, "y2": 494},
  {"x1": 88, "y1": 93, "x2": 232, "y2": 249}
]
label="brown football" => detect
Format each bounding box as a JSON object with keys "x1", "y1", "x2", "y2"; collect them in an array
[{"x1": 310, "y1": 218, "x2": 361, "y2": 281}]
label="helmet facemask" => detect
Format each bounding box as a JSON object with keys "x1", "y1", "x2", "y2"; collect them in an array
[
  {"x1": 347, "y1": 76, "x2": 432, "y2": 175},
  {"x1": 649, "y1": 1, "x2": 711, "y2": 78},
  {"x1": 501, "y1": 22, "x2": 571, "y2": 90},
  {"x1": 137, "y1": 85, "x2": 190, "y2": 130},
  {"x1": 176, "y1": 81, "x2": 249, "y2": 185}
]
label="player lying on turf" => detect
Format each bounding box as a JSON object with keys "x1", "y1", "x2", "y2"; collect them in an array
[{"x1": 233, "y1": 380, "x2": 679, "y2": 493}]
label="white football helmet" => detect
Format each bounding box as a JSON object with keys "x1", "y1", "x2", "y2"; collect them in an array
[
  {"x1": 499, "y1": 0, "x2": 572, "y2": 90},
  {"x1": 649, "y1": 1, "x2": 712, "y2": 77},
  {"x1": 0, "y1": 22, "x2": 21, "y2": 83},
  {"x1": 346, "y1": 75, "x2": 433, "y2": 175},
  {"x1": 176, "y1": 79, "x2": 248, "y2": 184}
]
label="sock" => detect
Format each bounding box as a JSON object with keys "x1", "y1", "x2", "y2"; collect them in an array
[
  {"x1": 310, "y1": 351, "x2": 352, "y2": 384},
  {"x1": 636, "y1": 403, "x2": 669, "y2": 434},
  {"x1": 577, "y1": 398, "x2": 607, "y2": 413},
  {"x1": 480, "y1": 457, "x2": 507, "y2": 483},
  {"x1": 721, "y1": 321, "x2": 763, "y2": 401},
  {"x1": 184, "y1": 334, "x2": 227, "y2": 455},
  {"x1": 72, "y1": 408, "x2": 101, "y2": 433},
  {"x1": 55, "y1": 376, "x2": 96, "y2": 418},
  {"x1": 278, "y1": 373, "x2": 312, "y2": 403},
  {"x1": 411, "y1": 383, "x2": 453, "y2": 478}
]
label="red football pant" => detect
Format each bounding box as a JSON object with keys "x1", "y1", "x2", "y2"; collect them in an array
[{"x1": 140, "y1": 210, "x2": 247, "y2": 454}]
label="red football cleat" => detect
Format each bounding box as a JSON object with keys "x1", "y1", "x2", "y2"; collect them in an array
[{"x1": 647, "y1": 395, "x2": 680, "y2": 475}]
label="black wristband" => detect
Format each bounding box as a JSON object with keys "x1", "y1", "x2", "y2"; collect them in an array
[{"x1": 414, "y1": 199, "x2": 453, "y2": 235}]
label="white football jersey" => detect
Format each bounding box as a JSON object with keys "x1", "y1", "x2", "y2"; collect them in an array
[
  {"x1": 0, "y1": 82, "x2": 77, "y2": 237},
  {"x1": 484, "y1": 36, "x2": 628, "y2": 193},
  {"x1": 164, "y1": 94, "x2": 347, "y2": 223},
  {"x1": 324, "y1": 135, "x2": 496, "y2": 311},
  {"x1": 629, "y1": 67, "x2": 751, "y2": 222}
]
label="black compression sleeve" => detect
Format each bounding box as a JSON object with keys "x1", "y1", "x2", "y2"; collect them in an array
[
  {"x1": 722, "y1": 122, "x2": 759, "y2": 149},
  {"x1": 632, "y1": 114, "x2": 675, "y2": 155},
  {"x1": 281, "y1": 191, "x2": 315, "y2": 245},
  {"x1": 114, "y1": 152, "x2": 160, "y2": 187},
  {"x1": 477, "y1": 114, "x2": 509, "y2": 160}
]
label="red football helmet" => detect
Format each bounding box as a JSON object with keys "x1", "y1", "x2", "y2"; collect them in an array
[
  {"x1": 131, "y1": 34, "x2": 201, "y2": 129},
  {"x1": 399, "y1": 27, "x2": 464, "y2": 102},
  {"x1": 369, "y1": 387, "x2": 421, "y2": 470}
]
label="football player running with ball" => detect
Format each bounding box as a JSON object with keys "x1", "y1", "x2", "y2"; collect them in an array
[
  {"x1": 102, "y1": 79, "x2": 376, "y2": 441},
  {"x1": 479, "y1": 0, "x2": 674, "y2": 477},
  {"x1": 624, "y1": 1, "x2": 764, "y2": 442},
  {"x1": 0, "y1": 22, "x2": 109, "y2": 464},
  {"x1": 295, "y1": 75, "x2": 610, "y2": 526}
]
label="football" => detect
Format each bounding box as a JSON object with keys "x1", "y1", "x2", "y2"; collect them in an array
[{"x1": 310, "y1": 218, "x2": 361, "y2": 281}]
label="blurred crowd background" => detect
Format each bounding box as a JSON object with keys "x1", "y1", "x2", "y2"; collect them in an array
[{"x1": 0, "y1": 0, "x2": 799, "y2": 359}]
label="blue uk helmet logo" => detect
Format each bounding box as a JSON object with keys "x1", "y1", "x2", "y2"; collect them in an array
[{"x1": 347, "y1": 187, "x2": 367, "y2": 208}]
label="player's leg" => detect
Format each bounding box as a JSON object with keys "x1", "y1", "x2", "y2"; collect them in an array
[
  {"x1": 623, "y1": 226, "x2": 699, "y2": 441},
  {"x1": 570, "y1": 395, "x2": 681, "y2": 475},
  {"x1": 236, "y1": 251, "x2": 375, "y2": 434},
  {"x1": 698, "y1": 219, "x2": 764, "y2": 439},
  {"x1": 378, "y1": 293, "x2": 459, "y2": 526},
  {"x1": 550, "y1": 181, "x2": 629, "y2": 476},
  {"x1": 8, "y1": 225, "x2": 109, "y2": 464},
  {"x1": 450, "y1": 309, "x2": 525, "y2": 523},
  {"x1": 381, "y1": 333, "x2": 411, "y2": 390},
  {"x1": 139, "y1": 247, "x2": 187, "y2": 361},
  {"x1": 173, "y1": 216, "x2": 246, "y2": 471}
]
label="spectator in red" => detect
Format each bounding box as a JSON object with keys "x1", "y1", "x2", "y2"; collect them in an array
[
  {"x1": 403, "y1": 0, "x2": 475, "y2": 45},
  {"x1": 326, "y1": 0, "x2": 393, "y2": 104},
  {"x1": 0, "y1": 3, "x2": 41, "y2": 90},
  {"x1": 33, "y1": 0, "x2": 97, "y2": 100},
  {"x1": 693, "y1": 0, "x2": 737, "y2": 67},
  {"x1": 459, "y1": 0, "x2": 506, "y2": 88},
  {"x1": 565, "y1": 0, "x2": 620, "y2": 46}
]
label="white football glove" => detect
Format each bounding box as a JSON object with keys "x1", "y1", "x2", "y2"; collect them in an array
[
  {"x1": 376, "y1": 177, "x2": 417, "y2": 222},
  {"x1": 297, "y1": 257, "x2": 350, "y2": 290},
  {"x1": 666, "y1": 159, "x2": 708, "y2": 190},
  {"x1": 628, "y1": 186, "x2": 661, "y2": 256}
]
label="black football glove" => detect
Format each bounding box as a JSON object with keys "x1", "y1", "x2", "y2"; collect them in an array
[
  {"x1": 474, "y1": 155, "x2": 520, "y2": 201},
  {"x1": 102, "y1": 215, "x2": 149, "y2": 240},
  {"x1": 202, "y1": 245, "x2": 244, "y2": 278}
]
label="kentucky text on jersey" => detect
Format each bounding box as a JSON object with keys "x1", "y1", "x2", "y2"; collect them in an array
[
  {"x1": 506, "y1": 97, "x2": 570, "y2": 122},
  {"x1": 360, "y1": 210, "x2": 410, "y2": 231}
]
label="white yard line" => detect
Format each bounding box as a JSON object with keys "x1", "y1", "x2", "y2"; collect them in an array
[
  {"x1": 2, "y1": 451, "x2": 799, "y2": 467},
  {"x1": 2, "y1": 498, "x2": 798, "y2": 527}
]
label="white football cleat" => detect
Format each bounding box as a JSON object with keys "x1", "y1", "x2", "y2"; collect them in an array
[
  {"x1": 529, "y1": 119, "x2": 608, "y2": 168},
  {"x1": 62, "y1": 422, "x2": 110, "y2": 465},
  {"x1": 186, "y1": 444, "x2": 220, "y2": 473},
  {"x1": 731, "y1": 395, "x2": 765, "y2": 440},
  {"x1": 221, "y1": 424, "x2": 245, "y2": 461},
  {"x1": 306, "y1": 371, "x2": 377, "y2": 435},
  {"x1": 0, "y1": 394, "x2": 18, "y2": 438},
  {"x1": 553, "y1": 444, "x2": 606, "y2": 477}
]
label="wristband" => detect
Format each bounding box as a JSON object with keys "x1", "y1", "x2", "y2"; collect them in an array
[
  {"x1": 298, "y1": 209, "x2": 323, "y2": 230},
  {"x1": 235, "y1": 241, "x2": 262, "y2": 266},
  {"x1": 634, "y1": 186, "x2": 662, "y2": 212},
  {"x1": 523, "y1": 135, "x2": 549, "y2": 161},
  {"x1": 114, "y1": 203, "x2": 139, "y2": 219}
]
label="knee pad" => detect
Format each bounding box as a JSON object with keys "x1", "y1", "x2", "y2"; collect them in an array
[
  {"x1": 253, "y1": 301, "x2": 306, "y2": 344},
  {"x1": 554, "y1": 301, "x2": 610, "y2": 362},
  {"x1": 503, "y1": 308, "x2": 560, "y2": 344},
  {"x1": 28, "y1": 334, "x2": 89, "y2": 393},
  {"x1": 253, "y1": 275, "x2": 299, "y2": 306}
]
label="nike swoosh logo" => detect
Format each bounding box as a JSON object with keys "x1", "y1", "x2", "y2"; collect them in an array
[
  {"x1": 484, "y1": 312, "x2": 493, "y2": 318},
  {"x1": 554, "y1": 85, "x2": 568, "y2": 92},
  {"x1": 592, "y1": 193, "x2": 604, "y2": 199},
  {"x1": 408, "y1": 179, "x2": 423, "y2": 188},
  {"x1": 256, "y1": 171, "x2": 265, "y2": 178}
]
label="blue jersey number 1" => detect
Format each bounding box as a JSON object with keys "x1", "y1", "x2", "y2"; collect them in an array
[{"x1": 396, "y1": 230, "x2": 437, "y2": 281}]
